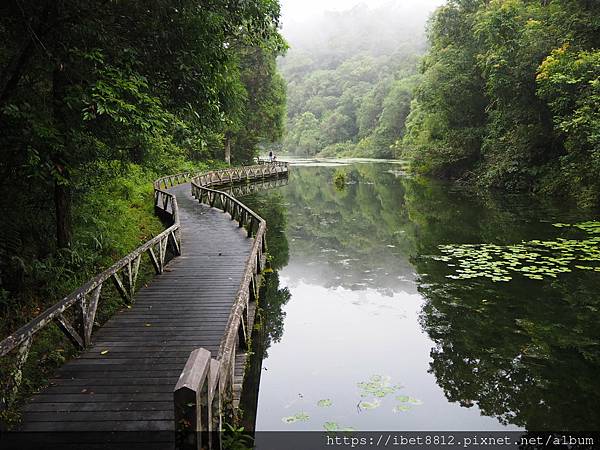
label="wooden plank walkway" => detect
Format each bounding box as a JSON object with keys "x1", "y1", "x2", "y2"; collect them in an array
[{"x1": 17, "y1": 183, "x2": 253, "y2": 436}]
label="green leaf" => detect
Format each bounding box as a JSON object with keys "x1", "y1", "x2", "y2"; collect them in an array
[{"x1": 317, "y1": 399, "x2": 332, "y2": 407}]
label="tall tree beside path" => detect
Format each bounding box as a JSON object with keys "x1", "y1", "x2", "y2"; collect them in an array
[{"x1": 0, "y1": 0, "x2": 286, "y2": 250}]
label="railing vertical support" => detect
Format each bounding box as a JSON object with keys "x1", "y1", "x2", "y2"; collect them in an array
[
  {"x1": 209, "y1": 358, "x2": 221, "y2": 449},
  {"x1": 174, "y1": 348, "x2": 212, "y2": 449},
  {"x1": 1, "y1": 336, "x2": 32, "y2": 411},
  {"x1": 82, "y1": 284, "x2": 102, "y2": 347}
]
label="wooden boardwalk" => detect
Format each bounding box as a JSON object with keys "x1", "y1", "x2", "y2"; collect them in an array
[
  {"x1": 0, "y1": 163, "x2": 288, "y2": 448},
  {"x1": 18, "y1": 184, "x2": 251, "y2": 434}
]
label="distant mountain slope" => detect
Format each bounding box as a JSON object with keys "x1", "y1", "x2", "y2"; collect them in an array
[{"x1": 277, "y1": 1, "x2": 442, "y2": 158}]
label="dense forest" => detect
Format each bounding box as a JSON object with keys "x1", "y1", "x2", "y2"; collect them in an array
[
  {"x1": 404, "y1": 0, "x2": 600, "y2": 207},
  {"x1": 279, "y1": 2, "x2": 440, "y2": 158},
  {"x1": 280, "y1": 0, "x2": 600, "y2": 206},
  {"x1": 0, "y1": 1, "x2": 286, "y2": 333}
]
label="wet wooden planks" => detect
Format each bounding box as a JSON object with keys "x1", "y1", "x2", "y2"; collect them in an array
[{"x1": 17, "y1": 183, "x2": 253, "y2": 436}]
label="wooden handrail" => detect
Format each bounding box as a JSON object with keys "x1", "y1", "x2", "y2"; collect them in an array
[
  {"x1": 256, "y1": 158, "x2": 287, "y2": 167},
  {"x1": 0, "y1": 190, "x2": 180, "y2": 358},
  {"x1": 179, "y1": 163, "x2": 288, "y2": 442},
  {"x1": 221, "y1": 176, "x2": 288, "y2": 197},
  {"x1": 0, "y1": 162, "x2": 288, "y2": 414},
  {"x1": 0, "y1": 186, "x2": 181, "y2": 411}
]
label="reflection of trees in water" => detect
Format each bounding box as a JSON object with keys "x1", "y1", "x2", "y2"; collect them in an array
[
  {"x1": 418, "y1": 279, "x2": 600, "y2": 430},
  {"x1": 281, "y1": 164, "x2": 419, "y2": 293},
  {"x1": 258, "y1": 272, "x2": 291, "y2": 356},
  {"x1": 245, "y1": 190, "x2": 291, "y2": 356},
  {"x1": 238, "y1": 188, "x2": 292, "y2": 431},
  {"x1": 240, "y1": 163, "x2": 600, "y2": 431},
  {"x1": 404, "y1": 178, "x2": 600, "y2": 430},
  {"x1": 239, "y1": 271, "x2": 291, "y2": 431}
]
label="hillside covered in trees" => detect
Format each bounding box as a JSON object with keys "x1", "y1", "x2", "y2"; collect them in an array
[
  {"x1": 404, "y1": 0, "x2": 600, "y2": 207},
  {"x1": 0, "y1": 1, "x2": 286, "y2": 332},
  {"x1": 279, "y1": 1, "x2": 441, "y2": 158},
  {"x1": 280, "y1": 0, "x2": 600, "y2": 207}
]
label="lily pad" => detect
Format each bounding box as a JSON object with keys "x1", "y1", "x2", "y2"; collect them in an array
[
  {"x1": 282, "y1": 412, "x2": 310, "y2": 424},
  {"x1": 317, "y1": 399, "x2": 332, "y2": 408},
  {"x1": 323, "y1": 422, "x2": 339, "y2": 431},
  {"x1": 433, "y1": 222, "x2": 600, "y2": 282},
  {"x1": 392, "y1": 405, "x2": 411, "y2": 413},
  {"x1": 358, "y1": 399, "x2": 381, "y2": 410},
  {"x1": 323, "y1": 422, "x2": 355, "y2": 432},
  {"x1": 396, "y1": 395, "x2": 423, "y2": 405},
  {"x1": 357, "y1": 375, "x2": 401, "y2": 398}
]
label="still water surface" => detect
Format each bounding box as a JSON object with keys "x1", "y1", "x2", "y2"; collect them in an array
[{"x1": 239, "y1": 159, "x2": 600, "y2": 432}]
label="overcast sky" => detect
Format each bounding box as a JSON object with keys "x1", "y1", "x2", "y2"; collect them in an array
[{"x1": 279, "y1": 0, "x2": 445, "y2": 25}]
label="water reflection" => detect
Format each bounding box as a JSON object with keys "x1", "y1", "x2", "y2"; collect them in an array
[
  {"x1": 276, "y1": 163, "x2": 419, "y2": 294},
  {"x1": 408, "y1": 180, "x2": 600, "y2": 430},
  {"x1": 239, "y1": 189, "x2": 291, "y2": 431},
  {"x1": 239, "y1": 161, "x2": 600, "y2": 432}
]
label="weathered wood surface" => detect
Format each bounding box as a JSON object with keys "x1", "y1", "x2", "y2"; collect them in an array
[
  {"x1": 16, "y1": 183, "x2": 253, "y2": 435},
  {"x1": 1, "y1": 163, "x2": 289, "y2": 446},
  {"x1": 0, "y1": 188, "x2": 180, "y2": 412}
]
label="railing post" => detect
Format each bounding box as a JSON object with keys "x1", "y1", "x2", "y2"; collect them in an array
[
  {"x1": 209, "y1": 358, "x2": 221, "y2": 449},
  {"x1": 174, "y1": 348, "x2": 212, "y2": 449},
  {"x1": 1, "y1": 336, "x2": 32, "y2": 411}
]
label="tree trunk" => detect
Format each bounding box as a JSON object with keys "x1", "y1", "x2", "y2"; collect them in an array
[
  {"x1": 54, "y1": 180, "x2": 72, "y2": 249},
  {"x1": 0, "y1": 38, "x2": 34, "y2": 106},
  {"x1": 224, "y1": 134, "x2": 231, "y2": 165},
  {"x1": 52, "y1": 63, "x2": 73, "y2": 249}
]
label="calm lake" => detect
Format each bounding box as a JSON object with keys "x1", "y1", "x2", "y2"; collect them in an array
[{"x1": 238, "y1": 159, "x2": 600, "y2": 432}]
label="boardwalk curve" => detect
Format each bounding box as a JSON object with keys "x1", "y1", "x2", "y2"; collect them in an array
[{"x1": 0, "y1": 162, "x2": 288, "y2": 447}]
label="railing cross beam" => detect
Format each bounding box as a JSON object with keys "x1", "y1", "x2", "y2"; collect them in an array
[{"x1": 0, "y1": 162, "x2": 288, "y2": 422}]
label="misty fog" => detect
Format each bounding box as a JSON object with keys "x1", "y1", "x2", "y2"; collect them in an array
[
  {"x1": 277, "y1": 1, "x2": 445, "y2": 158},
  {"x1": 280, "y1": 0, "x2": 444, "y2": 56}
]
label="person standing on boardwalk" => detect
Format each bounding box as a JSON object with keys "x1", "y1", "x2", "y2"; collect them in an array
[{"x1": 269, "y1": 150, "x2": 273, "y2": 163}]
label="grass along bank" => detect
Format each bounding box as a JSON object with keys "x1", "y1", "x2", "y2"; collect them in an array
[{"x1": 0, "y1": 160, "x2": 224, "y2": 428}]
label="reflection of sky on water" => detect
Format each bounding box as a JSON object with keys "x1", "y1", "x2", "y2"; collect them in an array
[
  {"x1": 256, "y1": 277, "x2": 520, "y2": 431},
  {"x1": 278, "y1": 156, "x2": 409, "y2": 167},
  {"x1": 253, "y1": 160, "x2": 600, "y2": 432},
  {"x1": 282, "y1": 255, "x2": 418, "y2": 296},
  {"x1": 254, "y1": 161, "x2": 523, "y2": 431}
]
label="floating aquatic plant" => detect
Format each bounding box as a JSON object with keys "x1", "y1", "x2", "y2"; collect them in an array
[
  {"x1": 333, "y1": 170, "x2": 347, "y2": 191},
  {"x1": 323, "y1": 422, "x2": 355, "y2": 432},
  {"x1": 358, "y1": 399, "x2": 381, "y2": 410},
  {"x1": 280, "y1": 376, "x2": 421, "y2": 425},
  {"x1": 431, "y1": 221, "x2": 600, "y2": 282},
  {"x1": 392, "y1": 405, "x2": 411, "y2": 413},
  {"x1": 553, "y1": 221, "x2": 600, "y2": 234},
  {"x1": 395, "y1": 395, "x2": 422, "y2": 405},
  {"x1": 281, "y1": 412, "x2": 310, "y2": 424},
  {"x1": 357, "y1": 375, "x2": 402, "y2": 398},
  {"x1": 392, "y1": 395, "x2": 423, "y2": 413}
]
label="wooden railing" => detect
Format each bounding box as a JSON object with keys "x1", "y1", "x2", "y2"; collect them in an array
[
  {"x1": 257, "y1": 158, "x2": 287, "y2": 167},
  {"x1": 173, "y1": 163, "x2": 289, "y2": 449},
  {"x1": 222, "y1": 176, "x2": 288, "y2": 197},
  {"x1": 0, "y1": 184, "x2": 181, "y2": 410},
  {"x1": 0, "y1": 162, "x2": 288, "y2": 418}
]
